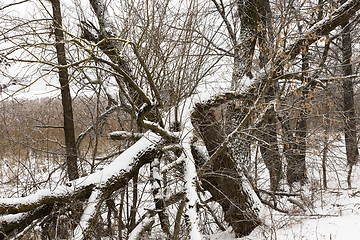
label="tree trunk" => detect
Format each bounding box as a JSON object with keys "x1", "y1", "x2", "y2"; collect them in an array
[
  {"x1": 291, "y1": 86, "x2": 308, "y2": 185},
  {"x1": 278, "y1": 111, "x2": 305, "y2": 186},
  {"x1": 50, "y1": 0, "x2": 79, "y2": 180},
  {"x1": 232, "y1": 0, "x2": 258, "y2": 88},
  {"x1": 287, "y1": 42, "x2": 309, "y2": 186},
  {"x1": 322, "y1": 88, "x2": 330, "y2": 190},
  {"x1": 260, "y1": 106, "x2": 282, "y2": 191},
  {"x1": 282, "y1": 12, "x2": 312, "y2": 187},
  {"x1": 341, "y1": 2, "x2": 358, "y2": 187},
  {"x1": 235, "y1": 0, "x2": 282, "y2": 191},
  {"x1": 192, "y1": 108, "x2": 261, "y2": 237}
]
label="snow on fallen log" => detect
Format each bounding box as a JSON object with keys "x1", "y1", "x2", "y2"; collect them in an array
[
  {"x1": 180, "y1": 101, "x2": 204, "y2": 239},
  {"x1": 72, "y1": 189, "x2": 100, "y2": 240},
  {"x1": 0, "y1": 131, "x2": 162, "y2": 215},
  {"x1": 183, "y1": 150, "x2": 203, "y2": 240},
  {"x1": 0, "y1": 204, "x2": 52, "y2": 237},
  {"x1": 109, "y1": 131, "x2": 143, "y2": 141},
  {"x1": 128, "y1": 213, "x2": 155, "y2": 240}
]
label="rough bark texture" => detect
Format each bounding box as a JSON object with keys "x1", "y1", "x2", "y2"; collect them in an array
[
  {"x1": 229, "y1": 0, "x2": 260, "y2": 179},
  {"x1": 287, "y1": 98, "x2": 308, "y2": 185},
  {"x1": 259, "y1": 107, "x2": 282, "y2": 190},
  {"x1": 284, "y1": 32, "x2": 310, "y2": 186},
  {"x1": 257, "y1": 0, "x2": 282, "y2": 191},
  {"x1": 290, "y1": 86, "x2": 309, "y2": 185},
  {"x1": 226, "y1": 102, "x2": 251, "y2": 168},
  {"x1": 279, "y1": 112, "x2": 307, "y2": 186},
  {"x1": 150, "y1": 158, "x2": 171, "y2": 238},
  {"x1": 340, "y1": 1, "x2": 359, "y2": 187},
  {"x1": 51, "y1": 0, "x2": 79, "y2": 180},
  {"x1": 232, "y1": 0, "x2": 258, "y2": 88},
  {"x1": 342, "y1": 13, "x2": 358, "y2": 167},
  {"x1": 192, "y1": 107, "x2": 261, "y2": 237},
  {"x1": 234, "y1": 0, "x2": 282, "y2": 191}
]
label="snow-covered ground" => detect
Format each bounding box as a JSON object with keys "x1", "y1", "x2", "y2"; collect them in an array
[{"x1": 212, "y1": 138, "x2": 360, "y2": 240}]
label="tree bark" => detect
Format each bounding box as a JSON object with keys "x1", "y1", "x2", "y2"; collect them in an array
[
  {"x1": 279, "y1": 111, "x2": 307, "y2": 186},
  {"x1": 292, "y1": 86, "x2": 309, "y2": 185},
  {"x1": 284, "y1": 19, "x2": 310, "y2": 186},
  {"x1": 235, "y1": 0, "x2": 282, "y2": 191},
  {"x1": 284, "y1": 87, "x2": 308, "y2": 186},
  {"x1": 50, "y1": 0, "x2": 79, "y2": 180},
  {"x1": 192, "y1": 107, "x2": 262, "y2": 237},
  {"x1": 260, "y1": 106, "x2": 282, "y2": 191},
  {"x1": 341, "y1": 0, "x2": 359, "y2": 187},
  {"x1": 150, "y1": 157, "x2": 171, "y2": 238},
  {"x1": 0, "y1": 204, "x2": 53, "y2": 239}
]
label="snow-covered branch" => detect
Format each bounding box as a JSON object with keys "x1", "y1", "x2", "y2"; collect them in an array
[
  {"x1": 109, "y1": 131, "x2": 143, "y2": 141},
  {"x1": 285, "y1": 0, "x2": 360, "y2": 61},
  {"x1": 72, "y1": 189, "x2": 101, "y2": 240},
  {"x1": 0, "y1": 131, "x2": 162, "y2": 236},
  {"x1": 182, "y1": 125, "x2": 203, "y2": 240}
]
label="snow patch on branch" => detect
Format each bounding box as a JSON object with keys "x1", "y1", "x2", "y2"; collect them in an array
[
  {"x1": 76, "y1": 131, "x2": 162, "y2": 188},
  {"x1": 128, "y1": 214, "x2": 155, "y2": 240},
  {"x1": 72, "y1": 189, "x2": 100, "y2": 240},
  {"x1": 0, "y1": 211, "x2": 26, "y2": 224},
  {"x1": 109, "y1": 131, "x2": 143, "y2": 140},
  {"x1": 182, "y1": 118, "x2": 202, "y2": 239}
]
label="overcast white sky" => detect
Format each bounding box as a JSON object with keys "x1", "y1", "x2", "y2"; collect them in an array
[{"x1": 0, "y1": 0, "x2": 87, "y2": 100}]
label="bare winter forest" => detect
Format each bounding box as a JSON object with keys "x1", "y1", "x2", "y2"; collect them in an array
[{"x1": 1, "y1": 0, "x2": 360, "y2": 239}]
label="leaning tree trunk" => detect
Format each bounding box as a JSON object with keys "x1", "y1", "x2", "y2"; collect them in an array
[
  {"x1": 192, "y1": 107, "x2": 262, "y2": 237},
  {"x1": 50, "y1": 0, "x2": 79, "y2": 180},
  {"x1": 340, "y1": 2, "x2": 359, "y2": 187}
]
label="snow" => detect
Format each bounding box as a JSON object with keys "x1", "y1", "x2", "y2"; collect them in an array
[
  {"x1": 0, "y1": 211, "x2": 25, "y2": 224},
  {"x1": 75, "y1": 130, "x2": 162, "y2": 188},
  {"x1": 250, "y1": 187, "x2": 360, "y2": 240},
  {"x1": 151, "y1": 158, "x2": 162, "y2": 182},
  {"x1": 2, "y1": 1, "x2": 360, "y2": 238},
  {"x1": 276, "y1": 213, "x2": 360, "y2": 240},
  {"x1": 173, "y1": 92, "x2": 205, "y2": 239},
  {"x1": 72, "y1": 189, "x2": 100, "y2": 240},
  {"x1": 2, "y1": 82, "x2": 360, "y2": 240},
  {"x1": 207, "y1": 185, "x2": 360, "y2": 240},
  {"x1": 128, "y1": 214, "x2": 155, "y2": 240},
  {"x1": 109, "y1": 131, "x2": 142, "y2": 140},
  {"x1": 0, "y1": 131, "x2": 162, "y2": 209},
  {"x1": 182, "y1": 125, "x2": 203, "y2": 239},
  {"x1": 161, "y1": 153, "x2": 185, "y2": 174},
  {"x1": 0, "y1": 188, "x2": 52, "y2": 206}
]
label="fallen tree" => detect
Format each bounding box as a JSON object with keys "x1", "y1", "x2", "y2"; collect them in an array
[{"x1": 1, "y1": 0, "x2": 360, "y2": 239}]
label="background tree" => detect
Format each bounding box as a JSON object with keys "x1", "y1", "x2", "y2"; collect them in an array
[
  {"x1": 50, "y1": 0, "x2": 79, "y2": 181},
  {"x1": 340, "y1": 0, "x2": 359, "y2": 187}
]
